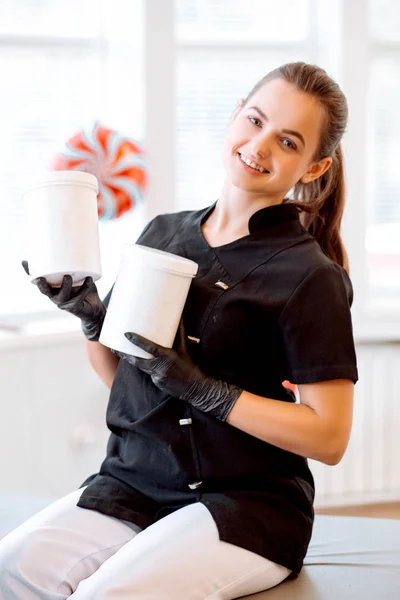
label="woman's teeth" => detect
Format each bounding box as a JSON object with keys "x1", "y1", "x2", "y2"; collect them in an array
[{"x1": 239, "y1": 153, "x2": 269, "y2": 173}]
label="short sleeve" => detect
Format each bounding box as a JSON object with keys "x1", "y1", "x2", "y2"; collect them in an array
[
  {"x1": 279, "y1": 263, "x2": 358, "y2": 385},
  {"x1": 101, "y1": 217, "x2": 155, "y2": 310}
]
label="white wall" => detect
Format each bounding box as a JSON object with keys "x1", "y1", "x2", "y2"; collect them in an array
[
  {"x1": 2, "y1": 331, "x2": 400, "y2": 509},
  {"x1": 0, "y1": 331, "x2": 110, "y2": 498}
]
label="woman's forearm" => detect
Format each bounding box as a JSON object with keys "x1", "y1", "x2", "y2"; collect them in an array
[
  {"x1": 226, "y1": 391, "x2": 336, "y2": 465},
  {"x1": 84, "y1": 339, "x2": 120, "y2": 389}
]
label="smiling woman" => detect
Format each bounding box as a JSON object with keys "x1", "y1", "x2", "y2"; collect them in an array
[
  {"x1": 0, "y1": 61, "x2": 358, "y2": 600},
  {"x1": 220, "y1": 65, "x2": 347, "y2": 272},
  {"x1": 227, "y1": 83, "x2": 322, "y2": 190}
]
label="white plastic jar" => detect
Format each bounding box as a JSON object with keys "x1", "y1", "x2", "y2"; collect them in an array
[
  {"x1": 99, "y1": 244, "x2": 199, "y2": 358},
  {"x1": 22, "y1": 170, "x2": 101, "y2": 286}
]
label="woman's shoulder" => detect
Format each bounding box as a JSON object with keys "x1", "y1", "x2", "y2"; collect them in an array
[
  {"x1": 151, "y1": 206, "x2": 207, "y2": 228},
  {"x1": 135, "y1": 205, "x2": 211, "y2": 250},
  {"x1": 287, "y1": 232, "x2": 350, "y2": 278},
  {"x1": 276, "y1": 235, "x2": 354, "y2": 305}
]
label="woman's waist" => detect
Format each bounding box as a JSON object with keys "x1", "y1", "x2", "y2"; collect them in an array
[{"x1": 104, "y1": 418, "x2": 313, "y2": 487}]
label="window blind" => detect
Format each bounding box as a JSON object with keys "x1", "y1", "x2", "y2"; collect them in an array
[
  {"x1": 175, "y1": 0, "x2": 310, "y2": 43},
  {"x1": 175, "y1": 0, "x2": 400, "y2": 302},
  {"x1": 367, "y1": 0, "x2": 400, "y2": 293},
  {"x1": 176, "y1": 50, "x2": 310, "y2": 212},
  {"x1": 175, "y1": 0, "x2": 312, "y2": 212}
]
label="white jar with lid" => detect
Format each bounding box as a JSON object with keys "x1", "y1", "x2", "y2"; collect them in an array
[
  {"x1": 22, "y1": 170, "x2": 101, "y2": 286},
  {"x1": 99, "y1": 244, "x2": 198, "y2": 358}
]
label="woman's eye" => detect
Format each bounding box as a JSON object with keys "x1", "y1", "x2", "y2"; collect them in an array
[
  {"x1": 282, "y1": 138, "x2": 296, "y2": 150},
  {"x1": 248, "y1": 116, "x2": 262, "y2": 127}
]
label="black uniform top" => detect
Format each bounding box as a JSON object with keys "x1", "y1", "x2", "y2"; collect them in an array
[{"x1": 77, "y1": 201, "x2": 359, "y2": 578}]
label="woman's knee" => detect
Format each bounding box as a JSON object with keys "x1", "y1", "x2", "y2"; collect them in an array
[{"x1": 0, "y1": 528, "x2": 67, "y2": 598}]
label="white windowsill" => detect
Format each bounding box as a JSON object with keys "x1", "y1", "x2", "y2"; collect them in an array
[
  {"x1": 0, "y1": 313, "x2": 84, "y2": 350},
  {"x1": 1, "y1": 313, "x2": 400, "y2": 351}
]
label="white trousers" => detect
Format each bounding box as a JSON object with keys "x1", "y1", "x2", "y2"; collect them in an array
[{"x1": 0, "y1": 487, "x2": 292, "y2": 600}]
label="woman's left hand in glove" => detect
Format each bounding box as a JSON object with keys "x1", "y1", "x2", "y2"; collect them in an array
[{"x1": 115, "y1": 325, "x2": 242, "y2": 422}]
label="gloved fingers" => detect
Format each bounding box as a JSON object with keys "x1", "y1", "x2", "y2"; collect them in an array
[
  {"x1": 56, "y1": 275, "x2": 74, "y2": 303},
  {"x1": 76, "y1": 276, "x2": 94, "y2": 294},
  {"x1": 34, "y1": 277, "x2": 57, "y2": 298},
  {"x1": 66, "y1": 276, "x2": 95, "y2": 303},
  {"x1": 21, "y1": 260, "x2": 30, "y2": 275},
  {"x1": 174, "y1": 319, "x2": 189, "y2": 353},
  {"x1": 113, "y1": 349, "x2": 155, "y2": 372},
  {"x1": 112, "y1": 349, "x2": 136, "y2": 364},
  {"x1": 124, "y1": 332, "x2": 164, "y2": 358},
  {"x1": 129, "y1": 356, "x2": 156, "y2": 373}
]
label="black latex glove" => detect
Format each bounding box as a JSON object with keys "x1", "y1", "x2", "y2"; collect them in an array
[
  {"x1": 21, "y1": 261, "x2": 106, "y2": 341},
  {"x1": 115, "y1": 325, "x2": 243, "y2": 421}
]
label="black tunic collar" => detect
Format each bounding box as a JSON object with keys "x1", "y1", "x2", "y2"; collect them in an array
[
  {"x1": 200, "y1": 200, "x2": 301, "y2": 235},
  {"x1": 248, "y1": 202, "x2": 301, "y2": 233}
]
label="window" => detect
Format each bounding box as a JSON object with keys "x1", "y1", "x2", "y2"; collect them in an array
[
  {"x1": 0, "y1": 0, "x2": 145, "y2": 321},
  {"x1": 174, "y1": 0, "x2": 400, "y2": 338},
  {"x1": 366, "y1": 0, "x2": 400, "y2": 310},
  {"x1": 175, "y1": 0, "x2": 313, "y2": 211},
  {"x1": 1, "y1": 0, "x2": 399, "y2": 339}
]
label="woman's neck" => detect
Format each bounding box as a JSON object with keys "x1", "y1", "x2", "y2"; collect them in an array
[{"x1": 208, "y1": 182, "x2": 283, "y2": 236}]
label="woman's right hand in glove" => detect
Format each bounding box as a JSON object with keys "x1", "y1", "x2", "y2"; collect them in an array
[{"x1": 21, "y1": 261, "x2": 106, "y2": 341}]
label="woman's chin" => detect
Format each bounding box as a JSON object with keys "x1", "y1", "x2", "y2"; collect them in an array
[{"x1": 230, "y1": 174, "x2": 271, "y2": 192}]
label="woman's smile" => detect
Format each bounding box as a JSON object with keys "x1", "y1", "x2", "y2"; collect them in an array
[{"x1": 237, "y1": 152, "x2": 271, "y2": 176}]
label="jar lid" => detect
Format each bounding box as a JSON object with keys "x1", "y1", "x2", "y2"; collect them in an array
[
  {"x1": 23, "y1": 171, "x2": 98, "y2": 194},
  {"x1": 125, "y1": 244, "x2": 198, "y2": 277}
]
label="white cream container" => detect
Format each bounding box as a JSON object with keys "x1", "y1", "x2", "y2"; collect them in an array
[
  {"x1": 99, "y1": 244, "x2": 198, "y2": 358},
  {"x1": 22, "y1": 171, "x2": 101, "y2": 286}
]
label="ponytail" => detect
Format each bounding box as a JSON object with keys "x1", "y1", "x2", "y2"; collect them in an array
[{"x1": 290, "y1": 144, "x2": 349, "y2": 273}]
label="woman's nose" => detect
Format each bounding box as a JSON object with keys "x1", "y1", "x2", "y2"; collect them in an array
[
  {"x1": 248, "y1": 141, "x2": 270, "y2": 160},
  {"x1": 249, "y1": 131, "x2": 273, "y2": 159}
]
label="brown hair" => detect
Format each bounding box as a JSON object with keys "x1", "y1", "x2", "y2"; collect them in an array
[{"x1": 243, "y1": 62, "x2": 350, "y2": 272}]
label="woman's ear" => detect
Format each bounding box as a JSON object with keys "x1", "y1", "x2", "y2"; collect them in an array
[{"x1": 301, "y1": 156, "x2": 333, "y2": 183}]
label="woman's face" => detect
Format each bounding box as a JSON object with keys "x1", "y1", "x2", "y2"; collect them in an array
[{"x1": 222, "y1": 78, "x2": 331, "y2": 201}]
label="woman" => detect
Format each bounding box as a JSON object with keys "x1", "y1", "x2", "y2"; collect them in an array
[{"x1": 1, "y1": 62, "x2": 358, "y2": 599}]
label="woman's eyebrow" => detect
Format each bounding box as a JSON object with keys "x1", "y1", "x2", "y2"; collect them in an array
[{"x1": 247, "y1": 105, "x2": 306, "y2": 148}]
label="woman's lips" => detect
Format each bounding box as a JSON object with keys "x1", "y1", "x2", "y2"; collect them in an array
[{"x1": 237, "y1": 153, "x2": 270, "y2": 176}]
